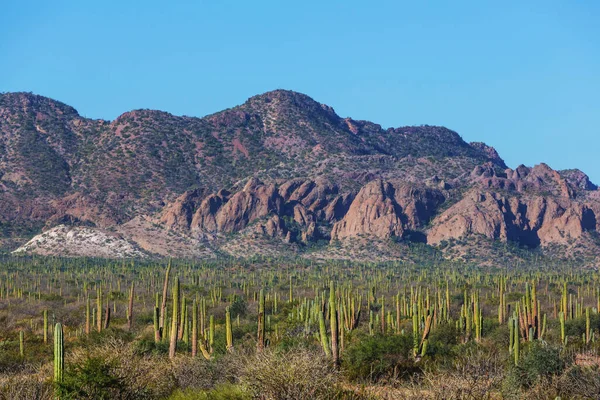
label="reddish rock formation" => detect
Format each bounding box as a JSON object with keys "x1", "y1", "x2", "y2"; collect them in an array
[
  {"x1": 428, "y1": 189, "x2": 598, "y2": 247},
  {"x1": 330, "y1": 180, "x2": 404, "y2": 240}
]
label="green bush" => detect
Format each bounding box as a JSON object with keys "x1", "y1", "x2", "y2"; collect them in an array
[
  {"x1": 426, "y1": 322, "x2": 459, "y2": 360},
  {"x1": 57, "y1": 356, "x2": 123, "y2": 400},
  {"x1": 503, "y1": 341, "x2": 565, "y2": 394},
  {"x1": 343, "y1": 334, "x2": 418, "y2": 382},
  {"x1": 242, "y1": 349, "x2": 343, "y2": 400}
]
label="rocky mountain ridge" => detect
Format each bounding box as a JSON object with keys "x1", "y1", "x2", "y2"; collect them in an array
[{"x1": 1, "y1": 90, "x2": 598, "y2": 265}]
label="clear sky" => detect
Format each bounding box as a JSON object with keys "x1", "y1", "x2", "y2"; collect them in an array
[{"x1": 2, "y1": 1, "x2": 599, "y2": 182}]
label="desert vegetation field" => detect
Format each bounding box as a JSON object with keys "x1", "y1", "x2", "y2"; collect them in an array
[{"x1": 1, "y1": 254, "x2": 600, "y2": 399}]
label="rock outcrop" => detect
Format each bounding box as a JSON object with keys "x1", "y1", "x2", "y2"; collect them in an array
[
  {"x1": 428, "y1": 190, "x2": 598, "y2": 247},
  {"x1": 331, "y1": 180, "x2": 444, "y2": 240}
]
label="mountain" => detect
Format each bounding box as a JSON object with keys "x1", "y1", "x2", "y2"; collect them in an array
[{"x1": 2, "y1": 90, "x2": 599, "y2": 265}]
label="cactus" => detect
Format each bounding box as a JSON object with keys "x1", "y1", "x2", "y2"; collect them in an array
[
  {"x1": 19, "y1": 330, "x2": 24, "y2": 357},
  {"x1": 153, "y1": 306, "x2": 160, "y2": 343},
  {"x1": 559, "y1": 311, "x2": 566, "y2": 345},
  {"x1": 513, "y1": 316, "x2": 519, "y2": 366},
  {"x1": 412, "y1": 303, "x2": 419, "y2": 357},
  {"x1": 225, "y1": 306, "x2": 233, "y2": 352},
  {"x1": 329, "y1": 281, "x2": 339, "y2": 367},
  {"x1": 85, "y1": 297, "x2": 90, "y2": 335},
  {"x1": 419, "y1": 312, "x2": 433, "y2": 357},
  {"x1": 54, "y1": 323, "x2": 64, "y2": 384},
  {"x1": 257, "y1": 289, "x2": 265, "y2": 352},
  {"x1": 178, "y1": 296, "x2": 187, "y2": 341},
  {"x1": 209, "y1": 315, "x2": 215, "y2": 350},
  {"x1": 127, "y1": 282, "x2": 134, "y2": 331},
  {"x1": 96, "y1": 288, "x2": 102, "y2": 333},
  {"x1": 43, "y1": 309, "x2": 48, "y2": 344},
  {"x1": 586, "y1": 307, "x2": 591, "y2": 344},
  {"x1": 103, "y1": 297, "x2": 110, "y2": 329},
  {"x1": 169, "y1": 277, "x2": 180, "y2": 359},
  {"x1": 159, "y1": 261, "x2": 172, "y2": 340},
  {"x1": 509, "y1": 315, "x2": 514, "y2": 354},
  {"x1": 192, "y1": 299, "x2": 198, "y2": 357},
  {"x1": 319, "y1": 309, "x2": 331, "y2": 357}
]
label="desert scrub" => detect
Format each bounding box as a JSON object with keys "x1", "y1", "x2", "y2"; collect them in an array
[
  {"x1": 58, "y1": 338, "x2": 176, "y2": 399},
  {"x1": 171, "y1": 354, "x2": 241, "y2": 392},
  {"x1": 0, "y1": 373, "x2": 53, "y2": 400},
  {"x1": 502, "y1": 341, "x2": 565, "y2": 398},
  {"x1": 343, "y1": 333, "x2": 417, "y2": 383},
  {"x1": 241, "y1": 349, "x2": 344, "y2": 400}
]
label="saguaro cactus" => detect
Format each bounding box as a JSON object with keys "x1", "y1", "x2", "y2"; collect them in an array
[
  {"x1": 43, "y1": 309, "x2": 48, "y2": 344},
  {"x1": 169, "y1": 277, "x2": 180, "y2": 359},
  {"x1": 104, "y1": 298, "x2": 111, "y2": 330},
  {"x1": 153, "y1": 306, "x2": 160, "y2": 343},
  {"x1": 412, "y1": 303, "x2": 419, "y2": 357},
  {"x1": 513, "y1": 317, "x2": 520, "y2": 366},
  {"x1": 96, "y1": 288, "x2": 102, "y2": 333},
  {"x1": 160, "y1": 262, "x2": 172, "y2": 340},
  {"x1": 225, "y1": 306, "x2": 233, "y2": 352},
  {"x1": 127, "y1": 282, "x2": 134, "y2": 331},
  {"x1": 192, "y1": 299, "x2": 198, "y2": 357},
  {"x1": 19, "y1": 331, "x2": 24, "y2": 357},
  {"x1": 559, "y1": 311, "x2": 566, "y2": 345},
  {"x1": 329, "y1": 281, "x2": 339, "y2": 367},
  {"x1": 257, "y1": 289, "x2": 265, "y2": 352},
  {"x1": 85, "y1": 298, "x2": 90, "y2": 335},
  {"x1": 319, "y1": 310, "x2": 331, "y2": 357},
  {"x1": 54, "y1": 323, "x2": 64, "y2": 383}
]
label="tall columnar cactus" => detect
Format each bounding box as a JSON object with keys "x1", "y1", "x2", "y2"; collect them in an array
[
  {"x1": 509, "y1": 315, "x2": 514, "y2": 354},
  {"x1": 85, "y1": 297, "x2": 90, "y2": 335},
  {"x1": 169, "y1": 277, "x2": 180, "y2": 359},
  {"x1": 153, "y1": 306, "x2": 160, "y2": 343},
  {"x1": 19, "y1": 330, "x2": 24, "y2": 357},
  {"x1": 329, "y1": 281, "x2": 339, "y2": 367},
  {"x1": 54, "y1": 323, "x2": 64, "y2": 384},
  {"x1": 257, "y1": 289, "x2": 265, "y2": 352},
  {"x1": 419, "y1": 312, "x2": 433, "y2": 357},
  {"x1": 96, "y1": 288, "x2": 102, "y2": 333},
  {"x1": 473, "y1": 293, "x2": 482, "y2": 342},
  {"x1": 513, "y1": 316, "x2": 519, "y2": 366},
  {"x1": 319, "y1": 309, "x2": 331, "y2": 357},
  {"x1": 178, "y1": 296, "x2": 187, "y2": 341},
  {"x1": 585, "y1": 307, "x2": 591, "y2": 344},
  {"x1": 43, "y1": 309, "x2": 48, "y2": 344},
  {"x1": 412, "y1": 303, "x2": 419, "y2": 356},
  {"x1": 192, "y1": 299, "x2": 198, "y2": 357},
  {"x1": 225, "y1": 306, "x2": 233, "y2": 352},
  {"x1": 559, "y1": 311, "x2": 566, "y2": 345},
  {"x1": 160, "y1": 261, "x2": 172, "y2": 340},
  {"x1": 127, "y1": 282, "x2": 134, "y2": 331},
  {"x1": 498, "y1": 278, "x2": 505, "y2": 324},
  {"x1": 104, "y1": 297, "x2": 111, "y2": 330},
  {"x1": 380, "y1": 295, "x2": 385, "y2": 334}
]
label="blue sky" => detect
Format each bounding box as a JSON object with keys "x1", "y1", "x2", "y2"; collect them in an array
[{"x1": 2, "y1": 1, "x2": 599, "y2": 182}]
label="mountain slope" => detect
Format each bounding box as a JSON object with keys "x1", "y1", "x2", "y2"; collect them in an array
[{"x1": 2, "y1": 90, "x2": 598, "y2": 265}]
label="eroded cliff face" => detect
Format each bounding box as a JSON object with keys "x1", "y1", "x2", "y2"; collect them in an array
[
  {"x1": 428, "y1": 163, "x2": 599, "y2": 248},
  {"x1": 156, "y1": 177, "x2": 446, "y2": 245},
  {"x1": 153, "y1": 161, "x2": 599, "y2": 256},
  {"x1": 330, "y1": 180, "x2": 445, "y2": 240}
]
